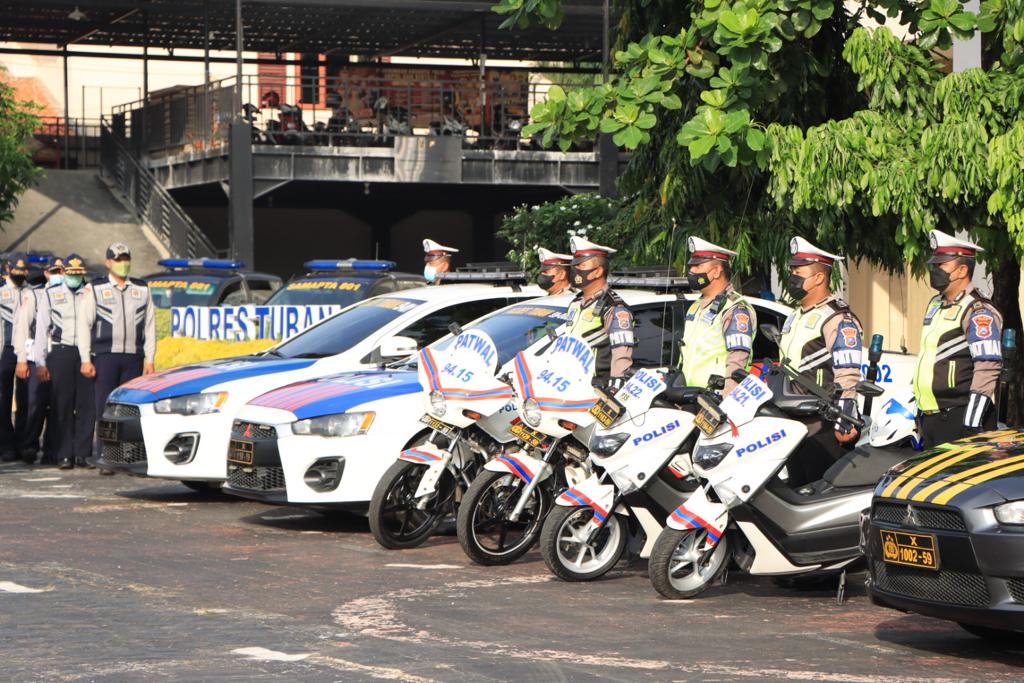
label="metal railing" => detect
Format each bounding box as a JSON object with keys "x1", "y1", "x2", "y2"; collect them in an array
[
  {"x1": 111, "y1": 72, "x2": 600, "y2": 156},
  {"x1": 99, "y1": 118, "x2": 217, "y2": 259},
  {"x1": 32, "y1": 117, "x2": 102, "y2": 169}
]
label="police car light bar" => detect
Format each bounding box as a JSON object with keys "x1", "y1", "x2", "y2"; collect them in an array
[
  {"x1": 441, "y1": 271, "x2": 528, "y2": 284},
  {"x1": 303, "y1": 259, "x2": 396, "y2": 271},
  {"x1": 27, "y1": 254, "x2": 51, "y2": 264},
  {"x1": 158, "y1": 258, "x2": 245, "y2": 270},
  {"x1": 609, "y1": 275, "x2": 692, "y2": 291}
]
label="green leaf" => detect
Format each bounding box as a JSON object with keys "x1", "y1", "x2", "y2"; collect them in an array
[
  {"x1": 635, "y1": 112, "x2": 658, "y2": 129},
  {"x1": 724, "y1": 109, "x2": 750, "y2": 133},
  {"x1": 948, "y1": 11, "x2": 976, "y2": 31},
  {"x1": 746, "y1": 127, "x2": 765, "y2": 151},
  {"x1": 599, "y1": 117, "x2": 626, "y2": 133},
  {"x1": 547, "y1": 85, "x2": 567, "y2": 102},
  {"x1": 687, "y1": 134, "x2": 717, "y2": 158},
  {"x1": 661, "y1": 94, "x2": 682, "y2": 110}
]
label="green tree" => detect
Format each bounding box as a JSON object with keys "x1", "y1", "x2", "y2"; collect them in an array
[{"x1": 0, "y1": 70, "x2": 43, "y2": 229}]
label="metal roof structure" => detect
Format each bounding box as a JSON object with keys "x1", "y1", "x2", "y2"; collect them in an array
[{"x1": 0, "y1": 0, "x2": 607, "y2": 62}]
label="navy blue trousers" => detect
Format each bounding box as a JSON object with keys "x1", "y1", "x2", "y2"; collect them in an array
[{"x1": 92, "y1": 353, "x2": 143, "y2": 458}]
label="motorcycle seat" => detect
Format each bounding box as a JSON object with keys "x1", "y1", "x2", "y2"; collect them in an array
[{"x1": 823, "y1": 445, "x2": 915, "y2": 488}]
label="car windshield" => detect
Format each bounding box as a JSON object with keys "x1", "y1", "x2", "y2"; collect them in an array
[
  {"x1": 272, "y1": 296, "x2": 426, "y2": 358},
  {"x1": 429, "y1": 303, "x2": 570, "y2": 367},
  {"x1": 147, "y1": 276, "x2": 221, "y2": 308},
  {"x1": 265, "y1": 275, "x2": 376, "y2": 306}
]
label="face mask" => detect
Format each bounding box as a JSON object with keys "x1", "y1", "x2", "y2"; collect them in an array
[
  {"x1": 423, "y1": 265, "x2": 437, "y2": 282},
  {"x1": 786, "y1": 274, "x2": 808, "y2": 300},
  {"x1": 9, "y1": 273, "x2": 26, "y2": 287},
  {"x1": 928, "y1": 264, "x2": 952, "y2": 292},
  {"x1": 111, "y1": 261, "x2": 132, "y2": 278},
  {"x1": 571, "y1": 266, "x2": 599, "y2": 288},
  {"x1": 537, "y1": 273, "x2": 557, "y2": 291},
  {"x1": 687, "y1": 271, "x2": 711, "y2": 290},
  {"x1": 49, "y1": 275, "x2": 65, "y2": 287},
  {"x1": 65, "y1": 275, "x2": 84, "y2": 290}
]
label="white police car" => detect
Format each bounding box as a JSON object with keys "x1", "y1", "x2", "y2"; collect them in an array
[
  {"x1": 98, "y1": 275, "x2": 541, "y2": 489},
  {"x1": 222, "y1": 288, "x2": 805, "y2": 509}
]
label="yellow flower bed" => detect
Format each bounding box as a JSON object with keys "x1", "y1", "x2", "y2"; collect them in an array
[{"x1": 154, "y1": 309, "x2": 277, "y2": 370}]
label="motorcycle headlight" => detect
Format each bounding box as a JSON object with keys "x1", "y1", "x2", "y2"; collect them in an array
[
  {"x1": 429, "y1": 390, "x2": 446, "y2": 417},
  {"x1": 291, "y1": 412, "x2": 375, "y2": 437},
  {"x1": 153, "y1": 392, "x2": 227, "y2": 415},
  {"x1": 693, "y1": 443, "x2": 733, "y2": 471},
  {"x1": 523, "y1": 398, "x2": 541, "y2": 427},
  {"x1": 994, "y1": 500, "x2": 1024, "y2": 526},
  {"x1": 590, "y1": 432, "x2": 629, "y2": 457}
]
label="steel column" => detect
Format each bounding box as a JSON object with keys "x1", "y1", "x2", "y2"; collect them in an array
[{"x1": 229, "y1": 123, "x2": 255, "y2": 266}]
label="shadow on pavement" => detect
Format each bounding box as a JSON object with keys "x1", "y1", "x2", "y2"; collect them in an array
[
  {"x1": 874, "y1": 614, "x2": 1024, "y2": 664},
  {"x1": 116, "y1": 484, "x2": 240, "y2": 503},
  {"x1": 240, "y1": 508, "x2": 371, "y2": 533}
]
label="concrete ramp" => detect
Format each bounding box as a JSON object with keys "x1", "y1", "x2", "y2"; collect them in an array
[{"x1": 1, "y1": 169, "x2": 167, "y2": 273}]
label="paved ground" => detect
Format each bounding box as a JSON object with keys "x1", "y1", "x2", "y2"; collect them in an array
[{"x1": 1, "y1": 463, "x2": 1022, "y2": 682}]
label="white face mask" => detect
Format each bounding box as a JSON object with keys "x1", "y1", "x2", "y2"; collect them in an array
[{"x1": 424, "y1": 265, "x2": 437, "y2": 282}]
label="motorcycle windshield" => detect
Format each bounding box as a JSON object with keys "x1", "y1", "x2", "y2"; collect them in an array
[
  {"x1": 612, "y1": 368, "x2": 668, "y2": 421},
  {"x1": 512, "y1": 334, "x2": 598, "y2": 436},
  {"x1": 418, "y1": 329, "x2": 515, "y2": 428}
]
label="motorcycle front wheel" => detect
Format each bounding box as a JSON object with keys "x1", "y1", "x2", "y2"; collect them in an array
[
  {"x1": 648, "y1": 527, "x2": 730, "y2": 600},
  {"x1": 368, "y1": 460, "x2": 456, "y2": 549},
  {"x1": 457, "y1": 470, "x2": 550, "y2": 566},
  {"x1": 539, "y1": 505, "x2": 626, "y2": 581}
]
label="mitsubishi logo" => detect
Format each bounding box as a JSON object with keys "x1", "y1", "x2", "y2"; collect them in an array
[
  {"x1": 243, "y1": 423, "x2": 252, "y2": 438},
  {"x1": 902, "y1": 504, "x2": 920, "y2": 528}
]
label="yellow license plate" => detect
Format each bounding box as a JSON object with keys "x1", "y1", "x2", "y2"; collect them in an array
[
  {"x1": 589, "y1": 390, "x2": 623, "y2": 428},
  {"x1": 510, "y1": 421, "x2": 546, "y2": 448},
  {"x1": 694, "y1": 408, "x2": 722, "y2": 436},
  {"x1": 880, "y1": 529, "x2": 940, "y2": 570},
  {"x1": 227, "y1": 439, "x2": 254, "y2": 466},
  {"x1": 419, "y1": 414, "x2": 455, "y2": 436}
]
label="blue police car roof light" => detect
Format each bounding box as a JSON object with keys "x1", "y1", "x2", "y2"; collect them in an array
[
  {"x1": 158, "y1": 258, "x2": 245, "y2": 270},
  {"x1": 27, "y1": 254, "x2": 51, "y2": 264},
  {"x1": 303, "y1": 259, "x2": 395, "y2": 271}
]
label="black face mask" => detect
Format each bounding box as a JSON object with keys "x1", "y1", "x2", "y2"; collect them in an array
[
  {"x1": 786, "y1": 274, "x2": 808, "y2": 300},
  {"x1": 537, "y1": 273, "x2": 556, "y2": 291},
  {"x1": 9, "y1": 274, "x2": 26, "y2": 287},
  {"x1": 571, "y1": 266, "x2": 599, "y2": 288},
  {"x1": 687, "y1": 271, "x2": 711, "y2": 290},
  {"x1": 928, "y1": 265, "x2": 952, "y2": 292}
]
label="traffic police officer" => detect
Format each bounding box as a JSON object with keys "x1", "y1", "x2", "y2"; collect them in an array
[
  {"x1": 564, "y1": 236, "x2": 634, "y2": 385},
  {"x1": 779, "y1": 237, "x2": 864, "y2": 485},
  {"x1": 14, "y1": 257, "x2": 63, "y2": 464},
  {"x1": 35, "y1": 255, "x2": 94, "y2": 469},
  {"x1": 913, "y1": 230, "x2": 1003, "y2": 449},
  {"x1": 536, "y1": 247, "x2": 572, "y2": 295},
  {"x1": 423, "y1": 239, "x2": 458, "y2": 285},
  {"x1": 0, "y1": 253, "x2": 31, "y2": 462},
  {"x1": 679, "y1": 237, "x2": 756, "y2": 394},
  {"x1": 78, "y1": 243, "x2": 156, "y2": 472}
]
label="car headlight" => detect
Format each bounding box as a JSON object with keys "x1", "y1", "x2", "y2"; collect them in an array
[
  {"x1": 994, "y1": 500, "x2": 1024, "y2": 526},
  {"x1": 693, "y1": 443, "x2": 733, "y2": 470},
  {"x1": 153, "y1": 392, "x2": 227, "y2": 415},
  {"x1": 523, "y1": 398, "x2": 541, "y2": 427},
  {"x1": 291, "y1": 411, "x2": 375, "y2": 437},
  {"x1": 429, "y1": 390, "x2": 446, "y2": 417},
  {"x1": 590, "y1": 432, "x2": 629, "y2": 457}
]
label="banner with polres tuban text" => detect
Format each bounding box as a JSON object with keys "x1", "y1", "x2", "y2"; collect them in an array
[{"x1": 170, "y1": 305, "x2": 343, "y2": 341}]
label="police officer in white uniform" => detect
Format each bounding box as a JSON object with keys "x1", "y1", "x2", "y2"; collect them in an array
[
  {"x1": 535, "y1": 247, "x2": 572, "y2": 295},
  {"x1": 423, "y1": 239, "x2": 458, "y2": 285},
  {"x1": 35, "y1": 254, "x2": 95, "y2": 469},
  {"x1": 78, "y1": 243, "x2": 156, "y2": 471},
  {"x1": 0, "y1": 253, "x2": 31, "y2": 461}
]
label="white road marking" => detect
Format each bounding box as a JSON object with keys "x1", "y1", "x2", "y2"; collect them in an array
[
  {"x1": 166, "y1": 502, "x2": 189, "y2": 507},
  {"x1": 232, "y1": 647, "x2": 311, "y2": 662},
  {"x1": 18, "y1": 493, "x2": 84, "y2": 499},
  {"x1": 46, "y1": 484, "x2": 73, "y2": 488},
  {"x1": 385, "y1": 563, "x2": 462, "y2": 570},
  {"x1": 22, "y1": 477, "x2": 61, "y2": 482},
  {"x1": 0, "y1": 581, "x2": 52, "y2": 594}
]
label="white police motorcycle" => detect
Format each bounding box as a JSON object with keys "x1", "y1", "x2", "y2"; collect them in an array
[
  {"x1": 455, "y1": 334, "x2": 596, "y2": 565},
  {"x1": 367, "y1": 328, "x2": 518, "y2": 549}
]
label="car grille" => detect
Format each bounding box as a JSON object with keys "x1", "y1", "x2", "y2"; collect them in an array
[
  {"x1": 227, "y1": 465, "x2": 286, "y2": 492},
  {"x1": 231, "y1": 420, "x2": 276, "y2": 440},
  {"x1": 104, "y1": 402, "x2": 141, "y2": 419},
  {"x1": 1007, "y1": 578, "x2": 1024, "y2": 603},
  {"x1": 872, "y1": 501, "x2": 967, "y2": 532},
  {"x1": 101, "y1": 440, "x2": 147, "y2": 464},
  {"x1": 872, "y1": 560, "x2": 990, "y2": 607}
]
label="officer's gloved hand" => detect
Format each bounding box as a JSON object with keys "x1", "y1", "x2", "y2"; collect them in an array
[{"x1": 606, "y1": 377, "x2": 625, "y2": 393}]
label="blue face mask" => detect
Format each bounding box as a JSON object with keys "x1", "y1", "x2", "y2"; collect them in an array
[
  {"x1": 65, "y1": 275, "x2": 84, "y2": 290},
  {"x1": 49, "y1": 275, "x2": 65, "y2": 287},
  {"x1": 423, "y1": 265, "x2": 437, "y2": 282}
]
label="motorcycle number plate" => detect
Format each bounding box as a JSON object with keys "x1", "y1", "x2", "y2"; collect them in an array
[
  {"x1": 694, "y1": 406, "x2": 723, "y2": 436},
  {"x1": 590, "y1": 389, "x2": 624, "y2": 428},
  {"x1": 879, "y1": 529, "x2": 939, "y2": 571},
  {"x1": 510, "y1": 421, "x2": 546, "y2": 448},
  {"x1": 419, "y1": 414, "x2": 455, "y2": 437},
  {"x1": 227, "y1": 439, "x2": 255, "y2": 466},
  {"x1": 97, "y1": 419, "x2": 121, "y2": 442}
]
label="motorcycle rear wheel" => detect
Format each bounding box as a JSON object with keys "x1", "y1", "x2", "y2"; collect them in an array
[
  {"x1": 540, "y1": 505, "x2": 626, "y2": 581},
  {"x1": 648, "y1": 527, "x2": 729, "y2": 600},
  {"x1": 457, "y1": 470, "x2": 550, "y2": 566},
  {"x1": 368, "y1": 460, "x2": 456, "y2": 549}
]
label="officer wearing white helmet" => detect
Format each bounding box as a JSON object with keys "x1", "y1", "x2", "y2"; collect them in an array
[
  {"x1": 535, "y1": 247, "x2": 572, "y2": 295},
  {"x1": 565, "y1": 236, "x2": 634, "y2": 386},
  {"x1": 913, "y1": 230, "x2": 1003, "y2": 448},
  {"x1": 680, "y1": 237, "x2": 756, "y2": 394},
  {"x1": 779, "y1": 237, "x2": 865, "y2": 486},
  {"x1": 422, "y1": 239, "x2": 458, "y2": 285}
]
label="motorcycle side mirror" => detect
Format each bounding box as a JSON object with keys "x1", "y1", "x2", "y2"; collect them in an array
[
  {"x1": 855, "y1": 380, "x2": 885, "y2": 398},
  {"x1": 759, "y1": 323, "x2": 782, "y2": 343},
  {"x1": 707, "y1": 374, "x2": 725, "y2": 390},
  {"x1": 730, "y1": 369, "x2": 748, "y2": 384},
  {"x1": 448, "y1": 322, "x2": 463, "y2": 337}
]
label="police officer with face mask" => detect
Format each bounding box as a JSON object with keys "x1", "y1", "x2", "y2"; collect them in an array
[
  {"x1": 78, "y1": 243, "x2": 156, "y2": 472},
  {"x1": 913, "y1": 230, "x2": 1003, "y2": 449},
  {"x1": 35, "y1": 255, "x2": 95, "y2": 469},
  {"x1": 564, "y1": 236, "x2": 634, "y2": 387},
  {"x1": 679, "y1": 237, "x2": 756, "y2": 394},
  {"x1": 0, "y1": 253, "x2": 31, "y2": 462},
  {"x1": 535, "y1": 247, "x2": 572, "y2": 295},
  {"x1": 779, "y1": 237, "x2": 864, "y2": 486},
  {"x1": 422, "y1": 239, "x2": 458, "y2": 285}
]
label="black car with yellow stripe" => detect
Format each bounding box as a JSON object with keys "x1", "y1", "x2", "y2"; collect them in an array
[
  {"x1": 265, "y1": 259, "x2": 425, "y2": 307},
  {"x1": 862, "y1": 428, "x2": 1024, "y2": 640}
]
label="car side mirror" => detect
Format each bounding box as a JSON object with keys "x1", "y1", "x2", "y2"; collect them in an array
[
  {"x1": 855, "y1": 380, "x2": 885, "y2": 398},
  {"x1": 759, "y1": 323, "x2": 782, "y2": 343},
  {"x1": 374, "y1": 335, "x2": 418, "y2": 364}
]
